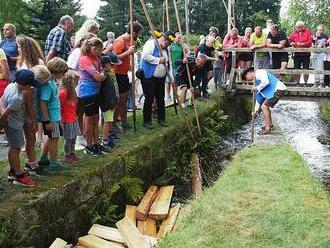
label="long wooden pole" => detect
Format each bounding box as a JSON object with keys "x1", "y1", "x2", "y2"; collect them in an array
[
  {"x1": 251, "y1": 53, "x2": 258, "y2": 143},
  {"x1": 130, "y1": 0, "x2": 137, "y2": 132},
  {"x1": 173, "y1": 0, "x2": 202, "y2": 137}
]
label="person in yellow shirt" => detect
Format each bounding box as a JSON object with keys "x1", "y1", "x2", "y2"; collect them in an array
[
  {"x1": 0, "y1": 48, "x2": 10, "y2": 97},
  {"x1": 250, "y1": 26, "x2": 269, "y2": 69}
]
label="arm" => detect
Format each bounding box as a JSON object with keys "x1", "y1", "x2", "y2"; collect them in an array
[
  {"x1": 23, "y1": 90, "x2": 37, "y2": 132},
  {"x1": 0, "y1": 108, "x2": 10, "y2": 130},
  {"x1": 113, "y1": 38, "x2": 134, "y2": 60},
  {"x1": 141, "y1": 40, "x2": 161, "y2": 65},
  {"x1": 256, "y1": 70, "x2": 270, "y2": 91},
  {"x1": 0, "y1": 59, "x2": 10, "y2": 81}
]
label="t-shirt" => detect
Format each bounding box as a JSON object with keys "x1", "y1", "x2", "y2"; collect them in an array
[
  {"x1": 2, "y1": 83, "x2": 25, "y2": 129},
  {"x1": 59, "y1": 88, "x2": 77, "y2": 123},
  {"x1": 267, "y1": 31, "x2": 287, "y2": 57},
  {"x1": 198, "y1": 43, "x2": 214, "y2": 67},
  {"x1": 0, "y1": 38, "x2": 18, "y2": 71},
  {"x1": 0, "y1": 48, "x2": 7, "y2": 79},
  {"x1": 39, "y1": 79, "x2": 61, "y2": 122},
  {"x1": 67, "y1": 48, "x2": 82, "y2": 96},
  {"x1": 171, "y1": 42, "x2": 184, "y2": 70},
  {"x1": 79, "y1": 54, "x2": 102, "y2": 98},
  {"x1": 113, "y1": 35, "x2": 131, "y2": 75},
  {"x1": 251, "y1": 32, "x2": 267, "y2": 57}
]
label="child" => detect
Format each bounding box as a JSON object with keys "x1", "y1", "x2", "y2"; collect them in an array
[
  {"x1": 38, "y1": 57, "x2": 70, "y2": 171},
  {"x1": 213, "y1": 36, "x2": 224, "y2": 90},
  {"x1": 100, "y1": 53, "x2": 121, "y2": 149},
  {"x1": 79, "y1": 37, "x2": 108, "y2": 156},
  {"x1": 0, "y1": 69, "x2": 39, "y2": 186},
  {"x1": 59, "y1": 70, "x2": 81, "y2": 163},
  {"x1": 23, "y1": 65, "x2": 51, "y2": 175}
]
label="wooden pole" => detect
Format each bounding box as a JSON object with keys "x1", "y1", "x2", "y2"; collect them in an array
[
  {"x1": 173, "y1": 0, "x2": 202, "y2": 137},
  {"x1": 251, "y1": 52, "x2": 258, "y2": 143},
  {"x1": 165, "y1": 0, "x2": 170, "y2": 31},
  {"x1": 162, "y1": 2, "x2": 166, "y2": 32},
  {"x1": 184, "y1": 0, "x2": 190, "y2": 47},
  {"x1": 227, "y1": 0, "x2": 232, "y2": 32},
  {"x1": 130, "y1": 0, "x2": 137, "y2": 132}
]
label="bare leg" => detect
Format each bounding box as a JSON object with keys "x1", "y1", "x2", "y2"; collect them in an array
[
  {"x1": 24, "y1": 123, "x2": 37, "y2": 163},
  {"x1": 48, "y1": 138, "x2": 59, "y2": 161},
  {"x1": 261, "y1": 104, "x2": 272, "y2": 130},
  {"x1": 84, "y1": 115, "x2": 94, "y2": 147},
  {"x1": 93, "y1": 115, "x2": 99, "y2": 144},
  {"x1": 8, "y1": 148, "x2": 22, "y2": 173}
]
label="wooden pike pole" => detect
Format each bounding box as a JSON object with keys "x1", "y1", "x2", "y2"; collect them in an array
[
  {"x1": 130, "y1": 0, "x2": 137, "y2": 132},
  {"x1": 173, "y1": 0, "x2": 202, "y2": 137},
  {"x1": 251, "y1": 53, "x2": 258, "y2": 143}
]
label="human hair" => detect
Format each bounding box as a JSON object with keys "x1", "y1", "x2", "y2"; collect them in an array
[
  {"x1": 17, "y1": 36, "x2": 44, "y2": 69},
  {"x1": 317, "y1": 24, "x2": 325, "y2": 31},
  {"x1": 59, "y1": 15, "x2": 74, "y2": 25},
  {"x1": 81, "y1": 37, "x2": 103, "y2": 55},
  {"x1": 295, "y1": 21, "x2": 304, "y2": 28},
  {"x1": 245, "y1": 27, "x2": 252, "y2": 34},
  {"x1": 75, "y1": 32, "x2": 96, "y2": 48},
  {"x1": 46, "y1": 57, "x2": 69, "y2": 75},
  {"x1": 107, "y1": 31, "x2": 115, "y2": 38},
  {"x1": 30, "y1": 65, "x2": 51, "y2": 85},
  {"x1": 60, "y1": 70, "x2": 79, "y2": 102},
  {"x1": 75, "y1": 20, "x2": 100, "y2": 47},
  {"x1": 231, "y1": 28, "x2": 239, "y2": 34},
  {"x1": 3, "y1": 23, "x2": 16, "y2": 32},
  {"x1": 126, "y1": 21, "x2": 143, "y2": 34}
]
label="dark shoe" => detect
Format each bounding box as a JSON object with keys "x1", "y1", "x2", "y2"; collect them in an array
[
  {"x1": 25, "y1": 163, "x2": 48, "y2": 176},
  {"x1": 84, "y1": 146, "x2": 100, "y2": 157},
  {"x1": 122, "y1": 122, "x2": 133, "y2": 131},
  {"x1": 109, "y1": 133, "x2": 120, "y2": 140},
  {"x1": 94, "y1": 143, "x2": 110, "y2": 155},
  {"x1": 38, "y1": 159, "x2": 50, "y2": 169},
  {"x1": 143, "y1": 122, "x2": 155, "y2": 129},
  {"x1": 48, "y1": 162, "x2": 71, "y2": 171},
  {"x1": 261, "y1": 125, "x2": 274, "y2": 130},
  {"x1": 102, "y1": 138, "x2": 117, "y2": 149},
  {"x1": 158, "y1": 120, "x2": 168, "y2": 127},
  {"x1": 260, "y1": 128, "x2": 271, "y2": 135}
]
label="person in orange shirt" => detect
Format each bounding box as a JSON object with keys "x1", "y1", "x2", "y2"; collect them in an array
[{"x1": 112, "y1": 22, "x2": 143, "y2": 130}]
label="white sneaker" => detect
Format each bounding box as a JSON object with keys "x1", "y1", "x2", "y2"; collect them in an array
[{"x1": 76, "y1": 135, "x2": 87, "y2": 147}]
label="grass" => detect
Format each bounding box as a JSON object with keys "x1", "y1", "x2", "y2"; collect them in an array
[
  {"x1": 158, "y1": 144, "x2": 330, "y2": 248},
  {"x1": 319, "y1": 100, "x2": 330, "y2": 125}
]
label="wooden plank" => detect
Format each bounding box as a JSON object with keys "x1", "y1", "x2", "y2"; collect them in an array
[
  {"x1": 78, "y1": 235, "x2": 124, "y2": 248},
  {"x1": 191, "y1": 153, "x2": 202, "y2": 197},
  {"x1": 116, "y1": 217, "x2": 151, "y2": 248},
  {"x1": 223, "y1": 47, "x2": 330, "y2": 53},
  {"x1": 149, "y1": 186, "x2": 174, "y2": 220},
  {"x1": 137, "y1": 218, "x2": 157, "y2": 237},
  {"x1": 157, "y1": 205, "x2": 181, "y2": 238},
  {"x1": 49, "y1": 238, "x2": 67, "y2": 248},
  {"x1": 125, "y1": 205, "x2": 137, "y2": 224},
  {"x1": 235, "y1": 85, "x2": 330, "y2": 93},
  {"x1": 88, "y1": 224, "x2": 124, "y2": 244},
  {"x1": 136, "y1": 185, "x2": 159, "y2": 221},
  {"x1": 74, "y1": 245, "x2": 87, "y2": 248}
]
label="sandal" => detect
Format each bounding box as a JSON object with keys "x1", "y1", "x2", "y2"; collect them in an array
[
  {"x1": 262, "y1": 125, "x2": 274, "y2": 130},
  {"x1": 261, "y1": 128, "x2": 271, "y2": 135}
]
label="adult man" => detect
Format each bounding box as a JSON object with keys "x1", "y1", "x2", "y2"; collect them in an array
[
  {"x1": 112, "y1": 21, "x2": 143, "y2": 130},
  {"x1": 267, "y1": 25, "x2": 288, "y2": 71},
  {"x1": 289, "y1": 21, "x2": 313, "y2": 83},
  {"x1": 0, "y1": 23, "x2": 18, "y2": 82},
  {"x1": 140, "y1": 31, "x2": 175, "y2": 129},
  {"x1": 103, "y1": 31, "x2": 115, "y2": 49},
  {"x1": 196, "y1": 35, "x2": 218, "y2": 98},
  {"x1": 242, "y1": 67, "x2": 287, "y2": 134},
  {"x1": 44, "y1": 15, "x2": 74, "y2": 62},
  {"x1": 199, "y1": 26, "x2": 219, "y2": 45},
  {"x1": 250, "y1": 26, "x2": 269, "y2": 69}
]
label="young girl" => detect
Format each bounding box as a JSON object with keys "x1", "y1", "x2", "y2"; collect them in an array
[
  {"x1": 79, "y1": 37, "x2": 107, "y2": 156},
  {"x1": 59, "y1": 70, "x2": 80, "y2": 163}
]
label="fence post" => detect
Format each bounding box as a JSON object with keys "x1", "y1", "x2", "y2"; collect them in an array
[{"x1": 228, "y1": 51, "x2": 237, "y2": 91}]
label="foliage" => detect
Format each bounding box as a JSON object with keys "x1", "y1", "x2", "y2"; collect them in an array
[
  {"x1": 281, "y1": 0, "x2": 330, "y2": 33},
  {"x1": 319, "y1": 100, "x2": 330, "y2": 125}
]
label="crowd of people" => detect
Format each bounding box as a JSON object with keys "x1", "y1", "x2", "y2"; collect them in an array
[{"x1": 0, "y1": 15, "x2": 328, "y2": 187}]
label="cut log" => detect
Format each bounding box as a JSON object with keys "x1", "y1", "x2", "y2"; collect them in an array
[
  {"x1": 136, "y1": 185, "x2": 159, "y2": 221},
  {"x1": 125, "y1": 205, "x2": 137, "y2": 225},
  {"x1": 49, "y1": 238, "x2": 67, "y2": 248},
  {"x1": 157, "y1": 205, "x2": 180, "y2": 237},
  {"x1": 78, "y1": 235, "x2": 124, "y2": 248},
  {"x1": 137, "y1": 218, "x2": 157, "y2": 237},
  {"x1": 191, "y1": 153, "x2": 202, "y2": 197},
  {"x1": 149, "y1": 186, "x2": 174, "y2": 220},
  {"x1": 88, "y1": 224, "x2": 124, "y2": 244},
  {"x1": 116, "y1": 217, "x2": 151, "y2": 248}
]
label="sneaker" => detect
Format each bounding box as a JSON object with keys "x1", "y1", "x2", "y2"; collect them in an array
[
  {"x1": 38, "y1": 159, "x2": 50, "y2": 169},
  {"x1": 109, "y1": 133, "x2": 120, "y2": 140},
  {"x1": 122, "y1": 122, "x2": 133, "y2": 131},
  {"x1": 84, "y1": 145, "x2": 100, "y2": 157},
  {"x1": 64, "y1": 155, "x2": 75, "y2": 164},
  {"x1": 158, "y1": 120, "x2": 168, "y2": 127},
  {"x1": 48, "y1": 162, "x2": 70, "y2": 171},
  {"x1": 13, "y1": 173, "x2": 37, "y2": 187},
  {"x1": 182, "y1": 107, "x2": 188, "y2": 115},
  {"x1": 70, "y1": 153, "x2": 80, "y2": 163},
  {"x1": 7, "y1": 169, "x2": 16, "y2": 181},
  {"x1": 102, "y1": 138, "x2": 117, "y2": 149},
  {"x1": 25, "y1": 163, "x2": 47, "y2": 176},
  {"x1": 94, "y1": 143, "x2": 110, "y2": 155},
  {"x1": 143, "y1": 122, "x2": 154, "y2": 129},
  {"x1": 166, "y1": 96, "x2": 172, "y2": 102}
]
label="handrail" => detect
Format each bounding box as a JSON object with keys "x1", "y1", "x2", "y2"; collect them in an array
[
  {"x1": 234, "y1": 68, "x2": 330, "y2": 75},
  {"x1": 223, "y1": 47, "x2": 330, "y2": 53}
]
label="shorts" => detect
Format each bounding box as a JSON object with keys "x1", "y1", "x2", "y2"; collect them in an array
[
  {"x1": 103, "y1": 109, "x2": 114, "y2": 123},
  {"x1": 82, "y1": 95, "x2": 100, "y2": 116},
  {"x1": 264, "y1": 90, "x2": 284, "y2": 108},
  {"x1": 4, "y1": 126, "x2": 24, "y2": 148},
  {"x1": 116, "y1": 74, "x2": 130, "y2": 94},
  {"x1": 240, "y1": 52, "x2": 253, "y2": 62},
  {"x1": 272, "y1": 53, "x2": 289, "y2": 69},
  {"x1": 293, "y1": 56, "x2": 310, "y2": 69},
  {"x1": 42, "y1": 121, "x2": 62, "y2": 138},
  {"x1": 77, "y1": 98, "x2": 84, "y2": 117},
  {"x1": 0, "y1": 79, "x2": 8, "y2": 97}
]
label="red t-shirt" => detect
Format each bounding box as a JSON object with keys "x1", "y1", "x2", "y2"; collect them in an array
[
  {"x1": 113, "y1": 35, "x2": 131, "y2": 75},
  {"x1": 59, "y1": 89, "x2": 77, "y2": 123}
]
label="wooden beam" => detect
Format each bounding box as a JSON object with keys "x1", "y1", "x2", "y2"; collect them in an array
[
  {"x1": 157, "y1": 205, "x2": 181, "y2": 238},
  {"x1": 235, "y1": 84, "x2": 330, "y2": 93},
  {"x1": 125, "y1": 205, "x2": 138, "y2": 225},
  {"x1": 88, "y1": 224, "x2": 124, "y2": 244},
  {"x1": 223, "y1": 47, "x2": 330, "y2": 53},
  {"x1": 136, "y1": 185, "x2": 159, "y2": 221},
  {"x1": 116, "y1": 217, "x2": 151, "y2": 248},
  {"x1": 149, "y1": 186, "x2": 174, "y2": 220},
  {"x1": 78, "y1": 235, "x2": 124, "y2": 248},
  {"x1": 49, "y1": 238, "x2": 67, "y2": 248},
  {"x1": 137, "y1": 218, "x2": 157, "y2": 237}
]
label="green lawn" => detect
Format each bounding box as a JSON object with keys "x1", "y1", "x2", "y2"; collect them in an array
[{"x1": 158, "y1": 144, "x2": 330, "y2": 248}]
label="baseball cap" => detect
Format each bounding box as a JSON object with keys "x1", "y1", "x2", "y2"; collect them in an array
[
  {"x1": 100, "y1": 52, "x2": 122, "y2": 66},
  {"x1": 14, "y1": 69, "x2": 40, "y2": 88},
  {"x1": 163, "y1": 31, "x2": 175, "y2": 42}
]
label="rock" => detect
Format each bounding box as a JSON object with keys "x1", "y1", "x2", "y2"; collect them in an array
[{"x1": 317, "y1": 135, "x2": 330, "y2": 145}]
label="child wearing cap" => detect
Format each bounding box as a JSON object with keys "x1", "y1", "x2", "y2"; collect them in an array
[
  {"x1": 38, "y1": 57, "x2": 70, "y2": 171},
  {"x1": 100, "y1": 54, "x2": 120, "y2": 149},
  {"x1": 0, "y1": 69, "x2": 39, "y2": 187}
]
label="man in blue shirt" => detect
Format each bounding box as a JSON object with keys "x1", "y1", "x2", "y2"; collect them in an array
[{"x1": 0, "y1": 23, "x2": 18, "y2": 82}]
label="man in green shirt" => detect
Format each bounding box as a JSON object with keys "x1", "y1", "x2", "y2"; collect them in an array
[{"x1": 250, "y1": 26, "x2": 269, "y2": 69}]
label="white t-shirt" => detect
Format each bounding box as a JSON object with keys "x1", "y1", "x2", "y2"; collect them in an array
[{"x1": 67, "y1": 48, "x2": 81, "y2": 70}]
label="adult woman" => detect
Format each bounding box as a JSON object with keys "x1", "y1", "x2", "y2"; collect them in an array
[
  {"x1": 16, "y1": 36, "x2": 45, "y2": 69},
  {"x1": 239, "y1": 27, "x2": 253, "y2": 69},
  {"x1": 74, "y1": 20, "x2": 100, "y2": 48}
]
